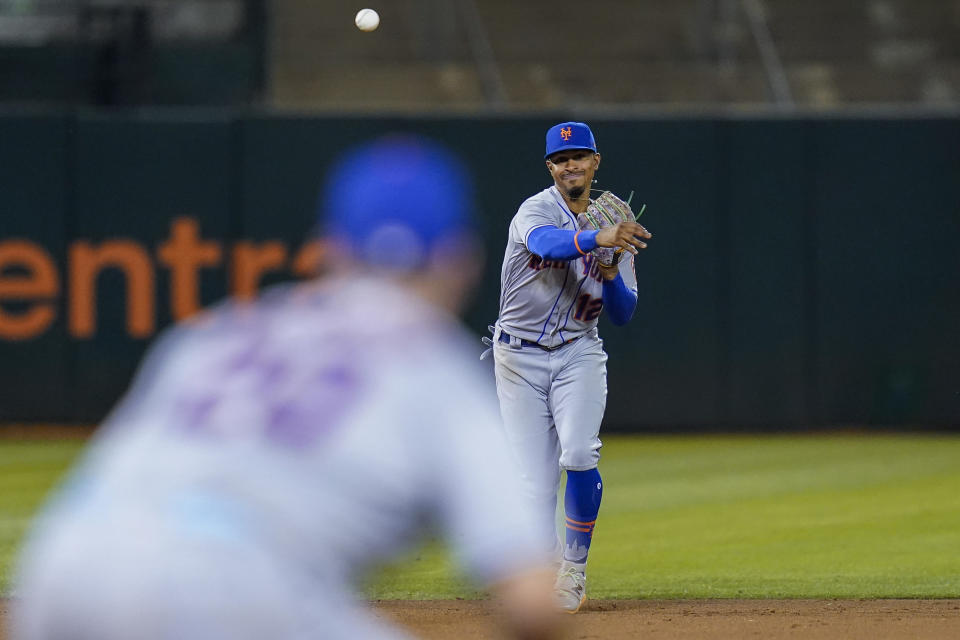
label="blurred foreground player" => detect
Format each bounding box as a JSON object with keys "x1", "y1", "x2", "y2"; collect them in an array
[{"x1": 11, "y1": 136, "x2": 559, "y2": 640}]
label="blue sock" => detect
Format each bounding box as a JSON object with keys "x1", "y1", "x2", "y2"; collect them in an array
[{"x1": 564, "y1": 468, "x2": 602, "y2": 565}]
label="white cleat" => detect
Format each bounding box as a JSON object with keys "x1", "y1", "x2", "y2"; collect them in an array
[{"x1": 554, "y1": 566, "x2": 586, "y2": 613}]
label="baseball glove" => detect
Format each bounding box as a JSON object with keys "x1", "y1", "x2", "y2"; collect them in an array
[{"x1": 577, "y1": 191, "x2": 644, "y2": 267}]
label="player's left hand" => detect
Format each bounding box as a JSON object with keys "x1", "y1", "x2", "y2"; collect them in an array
[{"x1": 598, "y1": 260, "x2": 621, "y2": 281}]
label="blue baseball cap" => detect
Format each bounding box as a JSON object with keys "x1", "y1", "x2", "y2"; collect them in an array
[
  {"x1": 544, "y1": 121, "x2": 597, "y2": 159},
  {"x1": 320, "y1": 135, "x2": 474, "y2": 270}
]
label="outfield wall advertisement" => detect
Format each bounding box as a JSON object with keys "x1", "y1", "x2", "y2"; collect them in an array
[
  {"x1": 0, "y1": 219, "x2": 322, "y2": 340},
  {"x1": 1, "y1": 113, "x2": 958, "y2": 428}
]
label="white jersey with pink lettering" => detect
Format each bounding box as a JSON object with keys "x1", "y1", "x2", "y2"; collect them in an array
[{"x1": 12, "y1": 277, "x2": 544, "y2": 640}]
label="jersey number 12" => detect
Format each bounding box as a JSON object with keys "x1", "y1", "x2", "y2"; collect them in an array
[{"x1": 573, "y1": 294, "x2": 603, "y2": 321}]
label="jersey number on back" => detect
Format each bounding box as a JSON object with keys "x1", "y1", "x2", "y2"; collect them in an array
[{"x1": 174, "y1": 340, "x2": 362, "y2": 449}]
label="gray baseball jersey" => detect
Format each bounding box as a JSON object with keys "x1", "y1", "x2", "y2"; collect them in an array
[
  {"x1": 12, "y1": 277, "x2": 544, "y2": 640},
  {"x1": 498, "y1": 186, "x2": 637, "y2": 347}
]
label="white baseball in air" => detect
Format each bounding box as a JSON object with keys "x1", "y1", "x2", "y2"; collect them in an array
[{"x1": 355, "y1": 8, "x2": 380, "y2": 32}]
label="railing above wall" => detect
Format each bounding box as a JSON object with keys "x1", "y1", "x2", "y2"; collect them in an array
[{"x1": 0, "y1": 0, "x2": 265, "y2": 106}]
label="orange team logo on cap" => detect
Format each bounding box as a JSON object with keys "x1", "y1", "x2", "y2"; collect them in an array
[{"x1": 560, "y1": 126, "x2": 572, "y2": 141}]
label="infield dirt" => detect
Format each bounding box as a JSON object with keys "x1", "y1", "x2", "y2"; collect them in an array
[
  {"x1": 6, "y1": 598, "x2": 955, "y2": 639},
  {"x1": 372, "y1": 599, "x2": 960, "y2": 639}
]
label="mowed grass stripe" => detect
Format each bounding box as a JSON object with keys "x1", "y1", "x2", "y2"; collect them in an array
[
  {"x1": 1, "y1": 434, "x2": 958, "y2": 599},
  {"x1": 0, "y1": 440, "x2": 85, "y2": 594},
  {"x1": 588, "y1": 434, "x2": 960, "y2": 599},
  {"x1": 367, "y1": 434, "x2": 960, "y2": 599},
  {"x1": 602, "y1": 435, "x2": 959, "y2": 508}
]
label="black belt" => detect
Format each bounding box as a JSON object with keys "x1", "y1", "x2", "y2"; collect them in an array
[{"x1": 499, "y1": 331, "x2": 580, "y2": 351}]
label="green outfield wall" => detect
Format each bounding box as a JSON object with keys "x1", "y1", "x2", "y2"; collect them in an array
[{"x1": 1, "y1": 113, "x2": 958, "y2": 429}]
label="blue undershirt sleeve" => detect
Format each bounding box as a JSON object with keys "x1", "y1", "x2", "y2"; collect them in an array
[
  {"x1": 602, "y1": 273, "x2": 638, "y2": 325},
  {"x1": 527, "y1": 226, "x2": 598, "y2": 261}
]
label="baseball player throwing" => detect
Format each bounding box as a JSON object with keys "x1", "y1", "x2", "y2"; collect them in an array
[
  {"x1": 12, "y1": 136, "x2": 561, "y2": 640},
  {"x1": 491, "y1": 121, "x2": 651, "y2": 613}
]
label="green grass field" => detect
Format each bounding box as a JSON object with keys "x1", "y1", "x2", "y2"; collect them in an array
[{"x1": 2, "y1": 434, "x2": 959, "y2": 599}]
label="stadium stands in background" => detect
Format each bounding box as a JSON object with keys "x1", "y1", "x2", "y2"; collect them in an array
[{"x1": 0, "y1": 0, "x2": 957, "y2": 109}]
